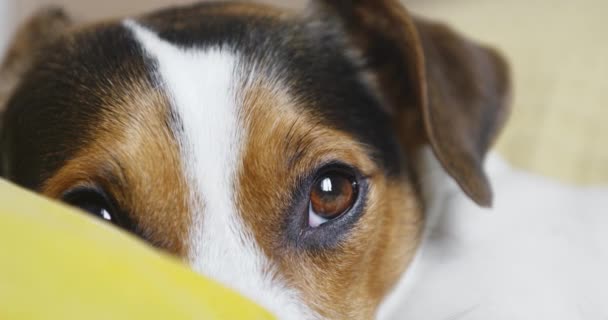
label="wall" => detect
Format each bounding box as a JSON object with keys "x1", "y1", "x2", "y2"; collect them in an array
[{"x1": 0, "y1": 0, "x2": 15, "y2": 56}]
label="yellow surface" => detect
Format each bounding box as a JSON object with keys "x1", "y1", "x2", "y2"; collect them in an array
[
  {"x1": 407, "y1": 0, "x2": 608, "y2": 185},
  {"x1": 0, "y1": 179, "x2": 274, "y2": 320}
]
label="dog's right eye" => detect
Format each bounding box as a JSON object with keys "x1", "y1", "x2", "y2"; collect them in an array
[
  {"x1": 308, "y1": 170, "x2": 358, "y2": 228},
  {"x1": 62, "y1": 188, "x2": 122, "y2": 227}
]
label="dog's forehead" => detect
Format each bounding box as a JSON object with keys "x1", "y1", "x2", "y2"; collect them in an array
[
  {"x1": 135, "y1": 2, "x2": 402, "y2": 172},
  {"x1": 4, "y1": 2, "x2": 403, "y2": 189}
]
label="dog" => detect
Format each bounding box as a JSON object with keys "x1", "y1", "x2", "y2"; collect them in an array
[{"x1": 1, "y1": 1, "x2": 607, "y2": 319}]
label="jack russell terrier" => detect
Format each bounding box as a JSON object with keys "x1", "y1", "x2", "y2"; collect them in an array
[{"x1": 1, "y1": 1, "x2": 607, "y2": 319}]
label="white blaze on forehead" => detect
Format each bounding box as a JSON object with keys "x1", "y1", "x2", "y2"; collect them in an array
[{"x1": 124, "y1": 21, "x2": 316, "y2": 319}]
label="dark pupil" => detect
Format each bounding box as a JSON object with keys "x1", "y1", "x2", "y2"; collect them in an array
[
  {"x1": 64, "y1": 190, "x2": 112, "y2": 222},
  {"x1": 311, "y1": 173, "x2": 355, "y2": 219},
  {"x1": 80, "y1": 202, "x2": 109, "y2": 220}
]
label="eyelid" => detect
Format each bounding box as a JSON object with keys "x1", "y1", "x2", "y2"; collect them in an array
[
  {"x1": 62, "y1": 184, "x2": 109, "y2": 201},
  {"x1": 62, "y1": 184, "x2": 101, "y2": 199},
  {"x1": 310, "y1": 161, "x2": 361, "y2": 179}
]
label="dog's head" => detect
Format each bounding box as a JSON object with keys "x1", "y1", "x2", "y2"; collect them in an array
[{"x1": 0, "y1": 1, "x2": 510, "y2": 318}]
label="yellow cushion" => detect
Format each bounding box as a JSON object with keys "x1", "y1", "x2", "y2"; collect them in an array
[{"x1": 0, "y1": 179, "x2": 274, "y2": 320}]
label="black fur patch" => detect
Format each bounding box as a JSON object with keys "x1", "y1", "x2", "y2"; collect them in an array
[{"x1": 1, "y1": 24, "x2": 155, "y2": 189}]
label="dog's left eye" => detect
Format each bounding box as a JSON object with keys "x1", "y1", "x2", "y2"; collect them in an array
[
  {"x1": 308, "y1": 169, "x2": 359, "y2": 228},
  {"x1": 62, "y1": 188, "x2": 119, "y2": 225}
]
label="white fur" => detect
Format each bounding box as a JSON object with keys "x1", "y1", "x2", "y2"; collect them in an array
[
  {"x1": 378, "y1": 148, "x2": 608, "y2": 320},
  {"x1": 125, "y1": 21, "x2": 317, "y2": 320}
]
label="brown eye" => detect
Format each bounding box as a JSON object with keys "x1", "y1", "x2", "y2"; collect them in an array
[
  {"x1": 63, "y1": 188, "x2": 120, "y2": 226},
  {"x1": 309, "y1": 170, "x2": 358, "y2": 227}
]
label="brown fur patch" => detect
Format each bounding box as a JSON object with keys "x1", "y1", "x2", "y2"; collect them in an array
[
  {"x1": 237, "y1": 81, "x2": 423, "y2": 318},
  {"x1": 41, "y1": 78, "x2": 191, "y2": 256}
]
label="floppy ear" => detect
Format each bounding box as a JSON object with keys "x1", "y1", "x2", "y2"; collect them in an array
[
  {"x1": 0, "y1": 7, "x2": 71, "y2": 177},
  {"x1": 309, "y1": 0, "x2": 511, "y2": 207},
  {"x1": 0, "y1": 7, "x2": 72, "y2": 118}
]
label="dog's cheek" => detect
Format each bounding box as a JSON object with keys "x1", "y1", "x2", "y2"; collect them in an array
[
  {"x1": 274, "y1": 176, "x2": 423, "y2": 319},
  {"x1": 235, "y1": 78, "x2": 423, "y2": 318}
]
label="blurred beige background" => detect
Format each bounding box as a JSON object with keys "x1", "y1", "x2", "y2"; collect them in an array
[{"x1": 1, "y1": 0, "x2": 607, "y2": 185}]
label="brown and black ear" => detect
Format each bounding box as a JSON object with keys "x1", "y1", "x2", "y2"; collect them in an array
[
  {"x1": 0, "y1": 7, "x2": 71, "y2": 177},
  {"x1": 309, "y1": 0, "x2": 511, "y2": 207},
  {"x1": 0, "y1": 7, "x2": 72, "y2": 118}
]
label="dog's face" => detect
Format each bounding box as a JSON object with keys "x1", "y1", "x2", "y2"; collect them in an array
[{"x1": 0, "y1": 1, "x2": 510, "y2": 318}]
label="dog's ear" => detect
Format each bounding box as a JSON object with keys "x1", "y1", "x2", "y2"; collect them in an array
[
  {"x1": 0, "y1": 7, "x2": 72, "y2": 118},
  {"x1": 309, "y1": 0, "x2": 511, "y2": 207},
  {"x1": 0, "y1": 7, "x2": 71, "y2": 177}
]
